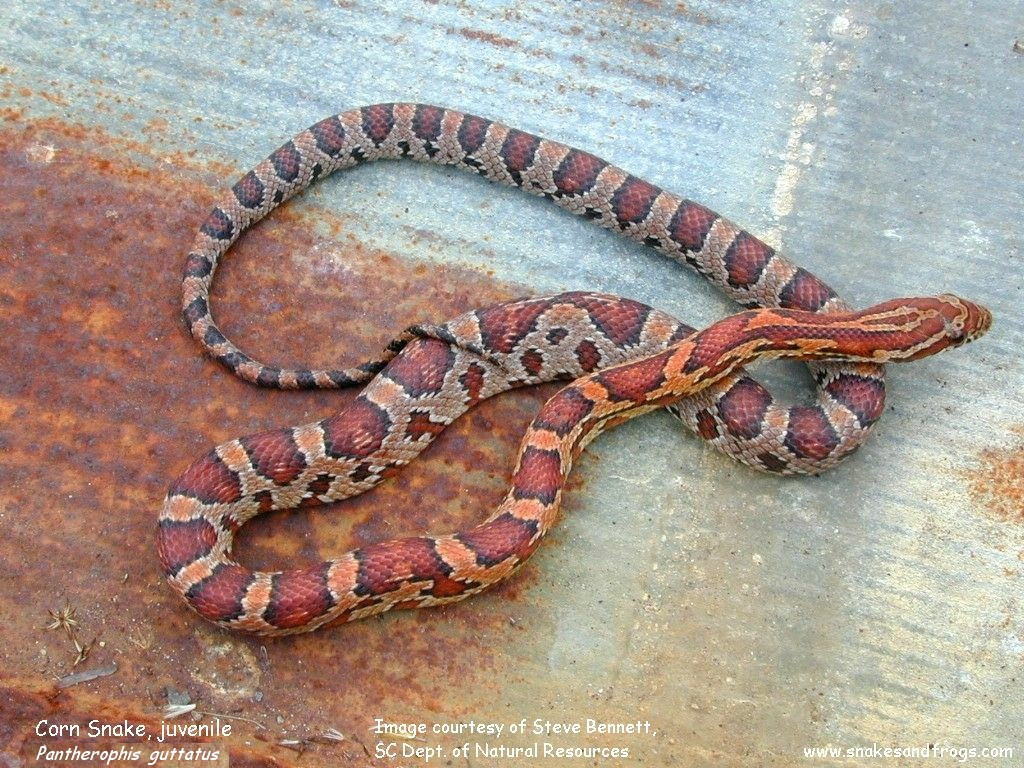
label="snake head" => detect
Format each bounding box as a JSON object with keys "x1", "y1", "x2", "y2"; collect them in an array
[
  {"x1": 936, "y1": 294, "x2": 992, "y2": 347},
  {"x1": 861, "y1": 294, "x2": 992, "y2": 361}
]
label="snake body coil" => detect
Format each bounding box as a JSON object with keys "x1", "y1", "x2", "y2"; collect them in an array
[
  {"x1": 182, "y1": 103, "x2": 888, "y2": 475},
  {"x1": 160, "y1": 105, "x2": 991, "y2": 635}
]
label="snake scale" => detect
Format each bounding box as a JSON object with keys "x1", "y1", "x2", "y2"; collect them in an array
[{"x1": 159, "y1": 104, "x2": 991, "y2": 635}]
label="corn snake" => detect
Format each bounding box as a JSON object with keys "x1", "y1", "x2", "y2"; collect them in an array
[{"x1": 159, "y1": 104, "x2": 991, "y2": 634}]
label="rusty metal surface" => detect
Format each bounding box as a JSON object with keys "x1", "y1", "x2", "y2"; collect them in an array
[{"x1": 0, "y1": 1, "x2": 1021, "y2": 767}]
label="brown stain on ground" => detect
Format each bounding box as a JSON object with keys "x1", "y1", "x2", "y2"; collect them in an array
[
  {"x1": 968, "y1": 425, "x2": 1024, "y2": 524},
  {"x1": 0, "y1": 113, "x2": 583, "y2": 765},
  {"x1": 447, "y1": 26, "x2": 520, "y2": 50}
]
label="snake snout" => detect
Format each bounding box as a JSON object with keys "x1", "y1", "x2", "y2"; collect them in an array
[{"x1": 937, "y1": 294, "x2": 992, "y2": 345}]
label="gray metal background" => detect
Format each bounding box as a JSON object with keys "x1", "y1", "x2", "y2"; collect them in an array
[{"x1": 2, "y1": 1, "x2": 1021, "y2": 765}]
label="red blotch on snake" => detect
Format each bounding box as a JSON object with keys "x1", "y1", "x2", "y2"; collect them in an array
[
  {"x1": 158, "y1": 518, "x2": 219, "y2": 575},
  {"x1": 723, "y1": 232, "x2": 774, "y2": 288},
  {"x1": 668, "y1": 200, "x2": 718, "y2": 252},
  {"x1": 718, "y1": 378, "x2": 773, "y2": 439},
  {"x1": 784, "y1": 406, "x2": 841, "y2": 461},
  {"x1": 240, "y1": 428, "x2": 306, "y2": 485},
  {"x1": 322, "y1": 399, "x2": 392, "y2": 459},
  {"x1": 383, "y1": 339, "x2": 454, "y2": 396},
  {"x1": 264, "y1": 564, "x2": 335, "y2": 629},
  {"x1": 355, "y1": 537, "x2": 450, "y2": 596},
  {"x1": 186, "y1": 564, "x2": 254, "y2": 623},
  {"x1": 169, "y1": 449, "x2": 241, "y2": 504},
  {"x1": 597, "y1": 351, "x2": 671, "y2": 403}
]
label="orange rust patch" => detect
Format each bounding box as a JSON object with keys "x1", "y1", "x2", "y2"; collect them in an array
[
  {"x1": 968, "y1": 427, "x2": 1024, "y2": 524},
  {"x1": 0, "y1": 111, "x2": 561, "y2": 753}
]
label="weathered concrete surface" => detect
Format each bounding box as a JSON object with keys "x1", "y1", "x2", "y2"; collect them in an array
[{"x1": 0, "y1": 1, "x2": 1020, "y2": 766}]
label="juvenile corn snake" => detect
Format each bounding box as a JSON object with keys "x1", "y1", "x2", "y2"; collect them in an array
[{"x1": 159, "y1": 104, "x2": 991, "y2": 634}]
